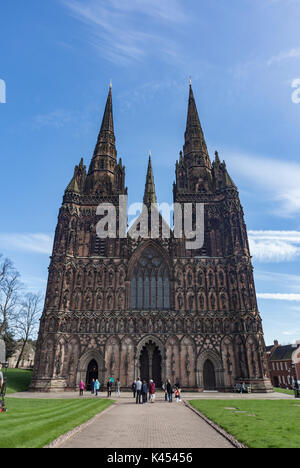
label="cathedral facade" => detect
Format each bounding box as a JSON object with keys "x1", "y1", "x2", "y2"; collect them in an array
[{"x1": 31, "y1": 84, "x2": 272, "y2": 392}]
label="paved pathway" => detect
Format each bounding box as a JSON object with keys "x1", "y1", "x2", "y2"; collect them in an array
[
  {"x1": 9, "y1": 390, "x2": 293, "y2": 400},
  {"x1": 57, "y1": 395, "x2": 234, "y2": 449}
]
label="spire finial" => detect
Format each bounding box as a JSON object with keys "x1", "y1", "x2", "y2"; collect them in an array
[
  {"x1": 109, "y1": 79, "x2": 112, "y2": 89},
  {"x1": 189, "y1": 76, "x2": 192, "y2": 87}
]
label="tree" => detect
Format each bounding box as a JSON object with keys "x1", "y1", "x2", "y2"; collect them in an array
[
  {"x1": 0, "y1": 255, "x2": 21, "y2": 336},
  {"x1": 13, "y1": 293, "x2": 42, "y2": 369},
  {"x1": 2, "y1": 329, "x2": 17, "y2": 360}
]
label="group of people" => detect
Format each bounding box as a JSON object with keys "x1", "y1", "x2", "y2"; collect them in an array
[
  {"x1": 131, "y1": 378, "x2": 182, "y2": 404},
  {"x1": 78, "y1": 377, "x2": 121, "y2": 398},
  {"x1": 163, "y1": 379, "x2": 182, "y2": 403},
  {"x1": 79, "y1": 376, "x2": 182, "y2": 403},
  {"x1": 131, "y1": 378, "x2": 156, "y2": 404}
]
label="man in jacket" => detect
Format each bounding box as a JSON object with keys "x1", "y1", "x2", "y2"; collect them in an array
[
  {"x1": 135, "y1": 378, "x2": 142, "y2": 404},
  {"x1": 166, "y1": 379, "x2": 173, "y2": 403}
]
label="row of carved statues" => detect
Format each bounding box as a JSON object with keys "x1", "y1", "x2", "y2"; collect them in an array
[{"x1": 44, "y1": 314, "x2": 263, "y2": 335}]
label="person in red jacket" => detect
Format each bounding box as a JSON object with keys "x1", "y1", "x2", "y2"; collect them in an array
[{"x1": 149, "y1": 380, "x2": 156, "y2": 403}]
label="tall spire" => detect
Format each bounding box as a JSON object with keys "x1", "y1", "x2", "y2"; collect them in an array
[
  {"x1": 84, "y1": 85, "x2": 125, "y2": 195},
  {"x1": 143, "y1": 153, "x2": 157, "y2": 205},
  {"x1": 98, "y1": 84, "x2": 114, "y2": 136},
  {"x1": 183, "y1": 83, "x2": 211, "y2": 169},
  {"x1": 87, "y1": 85, "x2": 117, "y2": 175}
]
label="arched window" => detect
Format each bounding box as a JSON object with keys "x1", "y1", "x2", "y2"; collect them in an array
[{"x1": 130, "y1": 248, "x2": 170, "y2": 310}]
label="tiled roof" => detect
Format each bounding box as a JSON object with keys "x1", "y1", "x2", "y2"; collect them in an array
[{"x1": 270, "y1": 344, "x2": 298, "y2": 361}]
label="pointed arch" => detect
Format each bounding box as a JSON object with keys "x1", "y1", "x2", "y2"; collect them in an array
[
  {"x1": 197, "y1": 349, "x2": 225, "y2": 390},
  {"x1": 77, "y1": 349, "x2": 106, "y2": 386}
]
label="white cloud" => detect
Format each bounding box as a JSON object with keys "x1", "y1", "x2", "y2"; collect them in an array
[
  {"x1": 267, "y1": 47, "x2": 300, "y2": 66},
  {"x1": 0, "y1": 233, "x2": 53, "y2": 255},
  {"x1": 63, "y1": 0, "x2": 187, "y2": 65},
  {"x1": 249, "y1": 231, "x2": 300, "y2": 262},
  {"x1": 257, "y1": 293, "x2": 300, "y2": 301},
  {"x1": 33, "y1": 110, "x2": 75, "y2": 129},
  {"x1": 255, "y1": 270, "x2": 300, "y2": 292},
  {"x1": 224, "y1": 150, "x2": 300, "y2": 216},
  {"x1": 22, "y1": 275, "x2": 47, "y2": 294}
]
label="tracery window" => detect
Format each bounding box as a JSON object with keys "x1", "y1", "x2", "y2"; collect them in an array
[{"x1": 130, "y1": 248, "x2": 170, "y2": 310}]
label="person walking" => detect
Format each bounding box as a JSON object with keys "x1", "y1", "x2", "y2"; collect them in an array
[
  {"x1": 94, "y1": 379, "x2": 100, "y2": 397},
  {"x1": 166, "y1": 379, "x2": 173, "y2": 403},
  {"x1": 107, "y1": 379, "x2": 112, "y2": 397},
  {"x1": 90, "y1": 379, "x2": 95, "y2": 395},
  {"x1": 79, "y1": 380, "x2": 85, "y2": 397},
  {"x1": 131, "y1": 380, "x2": 137, "y2": 399},
  {"x1": 149, "y1": 380, "x2": 156, "y2": 403},
  {"x1": 0, "y1": 365, "x2": 3, "y2": 391},
  {"x1": 142, "y1": 381, "x2": 148, "y2": 404},
  {"x1": 162, "y1": 381, "x2": 168, "y2": 402},
  {"x1": 136, "y1": 377, "x2": 142, "y2": 404},
  {"x1": 0, "y1": 365, "x2": 4, "y2": 396},
  {"x1": 115, "y1": 379, "x2": 121, "y2": 397}
]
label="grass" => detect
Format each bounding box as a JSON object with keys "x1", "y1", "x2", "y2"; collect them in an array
[
  {"x1": 274, "y1": 387, "x2": 295, "y2": 396},
  {"x1": 190, "y1": 400, "x2": 300, "y2": 448},
  {"x1": 0, "y1": 398, "x2": 114, "y2": 448},
  {"x1": 5, "y1": 368, "x2": 33, "y2": 394}
]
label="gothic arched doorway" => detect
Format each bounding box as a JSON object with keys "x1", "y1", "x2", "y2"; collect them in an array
[
  {"x1": 140, "y1": 341, "x2": 162, "y2": 387},
  {"x1": 203, "y1": 359, "x2": 216, "y2": 390},
  {"x1": 86, "y1": 359, "x2": 98, "y2": 390}
]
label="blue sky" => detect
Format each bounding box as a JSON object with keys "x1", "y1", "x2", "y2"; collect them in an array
[{"x1": 1, "y1": 0, "x2": 300, "y2": 344}]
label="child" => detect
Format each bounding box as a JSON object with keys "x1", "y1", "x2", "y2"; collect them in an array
[{"x1": 175, "y1": 387, "x2": 181, "y2": 403}]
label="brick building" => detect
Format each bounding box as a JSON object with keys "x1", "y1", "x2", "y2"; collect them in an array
[{"x1": 267, "y1": 340, "x2": 300, "y2": 389}]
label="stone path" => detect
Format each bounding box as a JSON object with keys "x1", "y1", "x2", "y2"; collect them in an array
[{"x1": 57, "y1": 395, "x2": 234, "y2": 449}]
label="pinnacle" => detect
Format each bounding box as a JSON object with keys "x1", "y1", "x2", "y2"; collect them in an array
[{"x1": 143, "y1": 154, "x2": 157, "y2": 206}]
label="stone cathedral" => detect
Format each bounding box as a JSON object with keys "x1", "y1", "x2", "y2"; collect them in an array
[{"x1": 31, "y1": 83, "x2": 272, "y2": 393}]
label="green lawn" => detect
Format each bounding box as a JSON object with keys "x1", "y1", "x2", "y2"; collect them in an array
[
  {"x1": 274, "y1": 387, "x2": 295, "y2": 396},
  {"x1": 0, "y1": 398, "x2": 113, "y2": 448},
  {"x1": 190, "y1": 400, "x2": 300, "y2": 448},
  {"x1": 5, "y1": 369, "x2": 33, "y2": 394}
]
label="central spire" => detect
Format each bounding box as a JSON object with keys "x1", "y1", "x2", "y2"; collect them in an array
[
  {"x1": 91, "y1": 85, "x2": 116, "y2": 163},
  {"x1": 183, "y1": 83, "x2": 211, "y2": 170},
  {"x1": 99, "y1": 85, "x2": 114, "y2": 136},
  {"x1": 143, "y1": 153, "x2": 157, "y2": 206}
]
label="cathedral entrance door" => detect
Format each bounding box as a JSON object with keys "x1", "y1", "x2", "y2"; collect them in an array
[
  {"x1": 139, "y1": 341, "x2": 162, "y2": 387},
  {"x1": 86, "y1": 359, "x2": 98, "y2": 390},
  {"x1": 203, "y1": 359, "x2": 216, "y2": 390}
]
